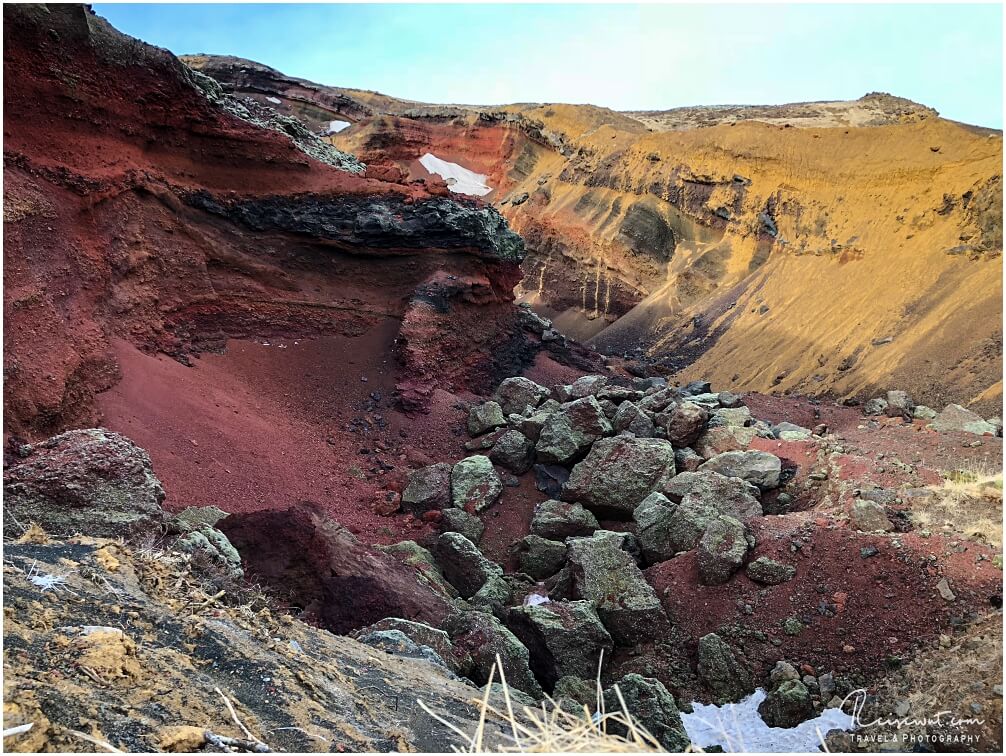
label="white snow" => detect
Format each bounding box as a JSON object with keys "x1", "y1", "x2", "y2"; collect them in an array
[
  {"x1": 418, "y1": 152, "x2": 492, "y2": 197},
  {"x1": 325, "y1": 120, "x2": 351, "y2": 135},
  {"x1": 523, "y1": 593, "x2": 550, "y2": 606},
  {"x1": 680, "y1": 688, "x2": 855, "y2": 753},
  {"x1": 266, "y1": 96, "x2": 282, "y2": 105}
]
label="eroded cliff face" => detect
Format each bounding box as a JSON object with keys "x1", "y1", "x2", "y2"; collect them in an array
[
  {"x1": 194, "y1": 54, "x2": 1002, "y2": 412},
  {"x1": 2, "y1": 4, "x2": 527, "y2": 438}
]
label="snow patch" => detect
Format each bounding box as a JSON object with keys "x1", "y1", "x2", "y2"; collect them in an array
[
  {"x1": 266, "y1": 96, "x2": 282, "y2": 105},
  {"x1": 680, "y1": 688, "x2": 855, "y2": 753},
  {"x1": 325, "y1": 120, "x2": 351, "y2": 135},
  {"x1": 419, "y1": 152, "x2": 492, "y2": 197},
  {"x1": 523, "y1": 593, "x2": 550, "y2": 606}
]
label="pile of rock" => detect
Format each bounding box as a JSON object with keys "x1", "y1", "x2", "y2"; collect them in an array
[{"x1": 863, "y1": 390, "x2": 1001, "y2": 436}]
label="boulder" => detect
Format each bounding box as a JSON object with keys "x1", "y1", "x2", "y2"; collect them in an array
[
  {"x1": 470, "y1": 574, "x2": 512, "y2": 617},
  {"x1": 355, "y1": 629, "x2": 454, "y2": 673},
  {"x1": 530, "y1": 499, "x2": 599, "y2": 540},
  {"x1": 402, "y1": 463, "x2": 453, "y2": 513},
  {"x1": 532, "y1": 463, "x2": 570, "y2": 497},
  {"x1": 3, "y1": 428, "x2": 167, "y2": 540},
  {"x1": 769, "y1": 661, "x2": 801, "y2": 686},
  {"x1": 535, "y1": 396, "x2": 613, "y2": 464},
  {"x1": 434, "y1": 532, "x2": 503, "y2": 599},
  {"x1": 451, "y1": 455, "x2": 503, "y2": 512},
  {"x1": 662, "y1": 470, "x2": 762, "y2": 521},
  {"x1": 709, "y1": 406, "x2": 751, "y2": 429},
  {"x1": 697, "y1": 515, "x2": 754, "y2": 585},
  {"x1": 662, "y1": 494, "x2": 720, "y2": 553},
  {"x1": 602, "y1": 674, "x2": 689, "y2": 752},
  {"x1": 674, "y1": 447, "x2": 704, "y2": 472},
  {"x1": 439, "y1": 507, "x2": 485, "y2": 544},
  {"x1": 863, "y1": 397, "x2": 889, "y2": 416},
  {"x1": 758, "y1": 679, "x2": 814, "y2": 728},
  {"x1": 612, "y1": 402, "x2": 656, "y2": 437},
  {"x1": 506, "y1": 600, "x2": 612, "y2": 688},
  {"x1": 684, "y1": 380, "x2": 712, "y2": 396},
  {"x1": 637, "y1": 387, "x2": 679, "y2": 413},
  {"x1": 353, "y1": 618, "x2": 470, "y2": 676},
  {"x1": 662, "y1": 401, "x2": 709, "y2": 447},
  {"x1": 930, "y1": 404, "x2": 997, "y2": 435},
  {"x1": 175, "y1": 527, "x2": 243, "y2": 578},
  {"x1": 885, "y1": 390, "x2": 915, "y2": 418},
  {"x1": 564, "y1": 533, "x2": 667, "y2": 643},
  {"x1": 512, "y1": 411, "x2": 551, "y2": 442},
  {"x1": 913, "y1": 404, "x2": 938, "y2": 420},
  {"x1": 568, "y1": 375, "x2": 608, "y2": 399},
  {"x1": 563, "y1": 436, "x2": 676, "y2": 515},
  {"x1": 718, "y1": 391, "x2": 744, "y2": 408},
  {"x1": 697, "y1": 633, "x2": 755, "y2": 703},
  {"x1": 488, "y1": 429, "x2": 535, "y2": 474},
  {"x1": 377, "y1": 540, "x2": 458, "y2": 599},
  {"x1": 597, "y1": 385, "x2": 643, "y2": 403},
  {"x1": 633, "y1": 492, "x2": 679, "y2": 565},
  {"x1": 220, "y1": 504, "x2": 452, "y2": 634},
  {"x1": 693, "y1": 426, "x2": 751, "y2": 458},
  {"x1": 515, "y1": 535, "x2": 568, "y2": 580},
  {"x1": 633, "y1": 376, "x2": 668, "y2": 392},
  {"x1": 468, "y1": 401, "x2": 507, "y2": 436},
  {"x1": 446, "y1": 611, "x2": 543, "y2": 698},
  {"x1": 494, "y1": 377, "x2": 550, "y2": 416},
  {"x1": 850, "y1": 499, "x2": 893, "y2": 532},
  {"x1": 745, "y1": 556, "x2": 796, "y2": 585},
  {"x1": 698, "y1": 450, "x2": 781, "y2": 491},
  {"x1": 772, "y1": 422, "x2": 812, "y2": 441}
]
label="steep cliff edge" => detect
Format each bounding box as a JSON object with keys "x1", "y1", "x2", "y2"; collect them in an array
[
  {"x1": 3, "y1": 4, "x2": 527, "y2": 440},
  {"x1": 191, "y1": 54, "x2": 1002, "y2": 412}
]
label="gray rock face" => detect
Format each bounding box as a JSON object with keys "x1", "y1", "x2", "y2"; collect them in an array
[
  {"x1": 885, "y1": 390, "x2": 916, "y2": 418},
  {"x1": 564, "y1": 533, "x2": 667, "y2": 644},
  {"x1": 612, "y1": 402, "x2": 656, "y2": 437},
  {"x1": 494, "y1": 377, "x2": 550, "y2": 416},
  {"x1": 663, "y1": 401, "x2": 709, "y2": 447},
  {"x1": 633, "y1": 492, "x2": 679, "y2": 565},
  {"x1": 3, "y1": 428, "x2": 167, "y2": 540},
  {"x1": 563, "y1": 436, "x2": 676, "y2": 515},
  {"x1": 468, "y1": 401, "x2": 507, "y2": 436},
  {"x1": 434, "y1": 532, "x2": 502, "y2": 599},
  {"x1": 488, "y1": 429, "x2": 536, "y2": 473},
  {"x1": 745, "y1": 556, "x2": 796, "y2": 584},
  {"x1": 515, "y1": 535, "x2": 568, "y2": 580},
  {"x1": 698, "y1": 450, "x2": 781, "y2": 491},
  {"x1": 535, "y1": 396, "x2": 613, "y2": 464},
  {"x1": 850, "y1": 499, "x2": 893, "y2": 532},
  {"x1": 662, "y1": 470, "x2": 762, "y2": 520},
  {"x1": 697, "y1": 515, "x2": 754, "y2": 585},
  {"x1": 530, "y1": 499, "x2": 599, "y2": 540},
  {"x1": 446, "y1": 611, "x2": 543, "y2": 698},
  {"x1": 602, "y1": 674, "x2": 690, "y2": 752},
  {"x1": 506, "y1": 600, "x2": 612, "y2": 688},
  {"x1": 439, "y1": 507, "x2": 485, "y2": 544},
  {"x1": 758, "y1": 679, "x2": 814, "y2": 728},
  {"x1": 930, "y1": 404, "x2": 997, "y2": 435},
  {"x1": 451, "y1": 455, "x2": 503, "y2": 512},
  {"x1": 402, "y1": 463, "x2": 453, "y2": 513},
  {"x1": 697, "y1": 633, "x2": 755, "y2": 703}
]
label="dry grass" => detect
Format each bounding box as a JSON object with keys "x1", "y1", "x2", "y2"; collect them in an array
[{"x1": 914, "y1": 459, "x2": 1003, "y2": 551}]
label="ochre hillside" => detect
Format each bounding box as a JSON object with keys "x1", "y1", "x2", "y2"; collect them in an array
[{"x1": 188, "y1": 55, "x2": 1002, "y2": 413}]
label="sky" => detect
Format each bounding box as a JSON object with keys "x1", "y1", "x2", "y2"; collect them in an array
[{"x1": 93, "y1": 2, "x2": 1004, "y2": 128}]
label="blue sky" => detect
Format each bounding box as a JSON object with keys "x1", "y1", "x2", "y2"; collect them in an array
[{"x1": 94, "y1": 3, "x2": 1003, "y2": 127}]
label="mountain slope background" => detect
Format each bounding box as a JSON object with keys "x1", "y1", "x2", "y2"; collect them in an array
[{"x1": 186, "y1": 55, "x2": 1003, "y2": 414}]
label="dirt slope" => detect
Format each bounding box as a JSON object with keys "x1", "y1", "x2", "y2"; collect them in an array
[{"x1": 193, "y1": 55, "x2": 1002, "y2": 412}]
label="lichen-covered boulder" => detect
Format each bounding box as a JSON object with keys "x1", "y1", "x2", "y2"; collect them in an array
[
  {"x1": 568, "y1": 375, "x2": 608, "y2": 399},
  {"x1": 696, "y1": 633, "x2": 755, "y2": 703},
  {"x1": 535, "y1": 396, "x2": 613, "y2": 464},
  {"x1": 175, "y1": 526, "x2": 244, "y2": 578},
  {"x1": 633, "y1": 492, "x2": 679, "y2": 565},
  {"x1": 446, "y1": 611, "x2": 543, "y2": 698},
  {"x1": 529, "y1": 499, "x2": 599, "y2": 541},
  {"x1": 3, "y1": 428, "x2": 167, "y2": 540},
  {"x1": 402, "y1": 463, "x2": 453, "y2": 513},
  {"x1": 885, "y1": 390, "x2": 915, "y2": 419},
  {"x1": 697, "y1": 515, "x2": 754, "y2": 585},
  {"x1": 698, "y1": 450, "x2": 781, "y2": 491},
  {"x1": 433, "y1": 532, "x2": 503, "y2": 599},
  {"x1": 488, "y1": 429, "x2": 535, "y2": 474},
  {"x1": 930, "y1": 404, "x2": 997, "y2": 435},
  {"x1": 514, "y1": 535, "x2": 568, "y2": 580},
  {"x1": 353, "y1": 618, "x2": 470, "y2": 676},
  {"x1": 563, "y1": 436, "x2": 676, "y2": 515},
  {"x1": 850, "y1": 498, "x2": 893, "y2": 532},
  {"x1": 611, "y1": 402, "x2": 656, "y2": 437},
  {"x1": 355, "y1": 629, "x2": 455, "y2": 674},
  {"x1": 451, "y1": 455, "x2": 503, "y2": 512},
  {"x1": 758, "y1": 679, "x2": 814, "y2": 728},
  {"x1": 506, "y1": 600, "x2": 612, "y2": 689},
  {"x1": 674, "y1": 447, "x2": 704, "y2": 472},
  {"x1": 745, "y1": 556, "x2": 796, "y2": 585},
  {"x1": 663, "y1": 494, "x2": 720, "y2": 553},
  {"x1": 662, "y1": 401, "x2": 709, "y2": 447},
  {"x1": 564, "y1": 533, "x2": 667, "y2": 644},
  {"x1": 602, "y1": 674, "x2": 689, "y2": 752},
  {"x1": 439, "y1": 507, "x2": 485, "y2": 544},
  {"x1": 467, "y1": 401, "x2": 507, "y2": 436},
  {"x1": 693, "y1": 425, "x2": 754, "y2": 458},
  {"x1": 494, "y1": 377, "x2": 550, "y2": 416},
  {"x1": 662, "y1": 470, "x2": 762, "y2": 521}
]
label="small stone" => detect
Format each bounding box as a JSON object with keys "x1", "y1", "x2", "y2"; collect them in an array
[
  {"x1": 468, "y1": 401, "x2": 507, "y2": 436},
  {"x1": 936, "y1": 577, "x2": 956, "y2": 601},
  {"x1": 745, "y1": 556, "x2": 796, "y2": 585}
]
